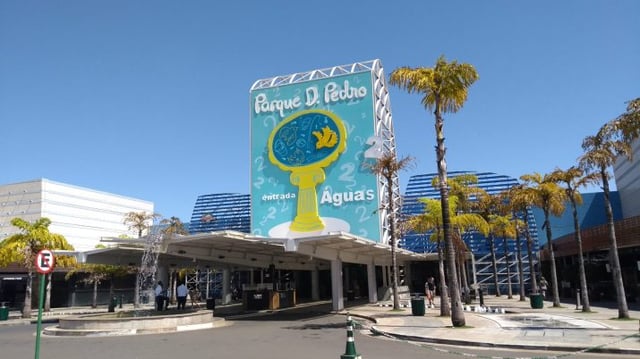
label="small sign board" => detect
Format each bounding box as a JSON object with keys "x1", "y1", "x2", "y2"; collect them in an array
[{"x1": 34, "y1": 249, "x2": 55, "y2": 274}]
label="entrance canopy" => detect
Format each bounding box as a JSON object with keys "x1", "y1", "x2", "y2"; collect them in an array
[{"x1": 79, "y1": 230, "x2": 434, "y2": 270}]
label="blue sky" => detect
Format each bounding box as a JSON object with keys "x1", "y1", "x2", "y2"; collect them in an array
[{"x1": 1, "y1": 1, "x2": 638, "y2": 222}]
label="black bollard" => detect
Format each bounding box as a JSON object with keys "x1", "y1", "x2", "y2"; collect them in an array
[{"x1": 479, "y1": 287, "x2": 484, "y2": 307}]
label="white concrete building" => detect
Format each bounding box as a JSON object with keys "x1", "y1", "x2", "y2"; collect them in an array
[
  {"x1": 0, "y1": 179, "x2": 154, "y2": 251},
  {"x1": 613, "y1": 138, "x2": 640, "y2": 218}
]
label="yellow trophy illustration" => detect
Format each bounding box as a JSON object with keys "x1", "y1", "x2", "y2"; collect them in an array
[{"x1": 268, "y1": 109, "x2": 347, "y2": 232}]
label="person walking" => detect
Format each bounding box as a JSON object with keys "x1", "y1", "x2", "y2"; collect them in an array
[
  {"x1": 176, "y1": 282, "x2": 188, "y2": 310},
  {"x1": 425, "y1": 276, "x2": 436, "y2": 308},
  {"x1": 155, "y1": 281, "x2": 165, "y2": 311}
]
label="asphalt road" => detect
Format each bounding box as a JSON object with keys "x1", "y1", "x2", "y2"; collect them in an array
[{"x1": 0, "y1": 309, "x2": 637, "y2": 359}]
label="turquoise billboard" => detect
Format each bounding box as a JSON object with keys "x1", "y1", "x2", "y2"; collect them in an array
[{"x1": 250, "y1": 70, "x2": 383, "y2": 241}]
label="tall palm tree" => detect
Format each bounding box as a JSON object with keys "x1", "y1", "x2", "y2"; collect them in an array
[
  {"x1": 410, "y1": 196, "x2": 487, "y2": 316},
  {"x1": 489, "y1": 214, "x2": 517, "y2": 299},
  {"x1": 123, "y1": 211, "x2": 161, "y2": 238},
  {"x1": 509, "y1": 214, "x2": 527, "y2": 301},
  {"x1": 507, "y1": 184, "x2": 538, "y2": 295},
  {"x1": 521, "y1": 172, "x2": 566, "y2": 307},
  {"x1": 549, "y1": 166, "x2": 594, "y2": 312},
  {"x1": 410, "y1": 198, "x2": 450, "y2": 316},
  {"x1": 370, "y1": 152, "x2": 414, "y2": 310},
  {"x1": 476, "y1": 192, "x2": 504, "y2": 297},
  {"x1": 390, "y1": 56, "x2": 478, "y2": 327},
  {"x1": 578, "y1": 97, "x2": 640, "y2": 319},
  {"x1": 0, "y1": 218, "x2": 74, "y2": 318}
]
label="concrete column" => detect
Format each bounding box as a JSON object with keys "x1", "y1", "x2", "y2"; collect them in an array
[
  {"x1": 382, "y1": 266, "x2": 389, "y2": 287},
  {"x1": 156, "y1": 266, "x2": 169, "y2": 286},
  {"x1": 311, "y1": 268, "x2": 320, "y2": 301},
  {"x1": 222, "y1": 268, "x2": 231, "y2": 304},
  {"x1": 367, "y1": 263, "x2": 377, "y2": 303},
  {"x1": 331, "y1": 259, "x2": 344, "y2": 311},
  {"x1": 402, "y1": 263, "x2": 410, "y2": 287}
]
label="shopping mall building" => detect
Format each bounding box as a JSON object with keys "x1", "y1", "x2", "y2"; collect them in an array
[{"x1": 1, "y1": 61, "x2": 638, "y2": 310}]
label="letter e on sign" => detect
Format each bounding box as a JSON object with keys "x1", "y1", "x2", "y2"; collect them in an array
[{"x1": 35, "y1": 249, "x2": 55, "y2": 274}]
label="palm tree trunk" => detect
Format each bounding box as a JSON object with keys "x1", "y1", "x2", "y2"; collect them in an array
[
  {"x1": 22, "y1": 273, "x2": 33, "y2": 318},
  {"x1": 44, "y1": 273, "x2": 52, "y2": 312},
  {"x1": 570, "y1": 197, "x2": 591, "y2": 312},
  {"x1": 523, "y1": 215, "x2": 538, "y2": 294},
  {"x1": 387, "y1": 173, "x2": 400, "y2": 311},
  {"x1": 601, "y1": 169, "x2": 629, "y2": 318},
  {"x1": 437, "y1": 238, "x2": 450, "y2": 316},
  {"x1": 503, "y1": 238, "x2": 513, "y2": 299},
  {"x1": 460, "y1": 256, "x2": 470, "y2": 304},
  {"x1": 489, "y1": 235, "x2": 500, "y2": 296},
  {"x1": 514, "y1": 221, "x2": 526, "y2": 301},
  {"x1": 543, "y1": 209, "x2": 561, "y2": 307},
  {"x1": 435, "y1": 108, "x2": 465, "y2": 327}
]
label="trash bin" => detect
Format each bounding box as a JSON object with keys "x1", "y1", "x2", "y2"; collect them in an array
[
  {"x1": 529, "y1": 293, "x2": 544, "y2": 309},
  {"x1": 411, "y1": 296, "x2": 425, "y2": 316},
  {"x1": 0, "y1": 303, "x2": 8, "y2": 321},
  {"x1": 108, "y1": 296, "x2": 117, "y2": 312},
  {"x1": 206, "y1": 298, "x2": 215, "y2": 310}
]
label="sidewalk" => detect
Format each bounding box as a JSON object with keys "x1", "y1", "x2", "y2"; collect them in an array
[{"x1": 347, "y1": 296, "x2": 640, "y2": 355}]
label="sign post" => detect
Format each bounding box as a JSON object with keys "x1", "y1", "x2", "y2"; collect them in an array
[{"x1": 34, "y1": 249, "x2": 55, "y2": 359}]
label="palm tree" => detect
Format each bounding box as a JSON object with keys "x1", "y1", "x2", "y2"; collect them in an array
[
  {"x1": 506, "y1": 184, "x2": 538, "y2": 296},
  {"x1": 123, "y1": 211, "x2": 161, "y2": 238},
  {"x1": 410, "y1": 198, "x2": 450, "y2": 316},
  {"x1": 369, "y1": 152, "x2": 414, "y2": 310},
  {"x1": 476, "y1": 192, "x2": 504, "y2": 297},
  {"x1": 0, "y1": 218, "x2": 74, "y2": 318},
  {"x1": 578, "y1": 97, "x2": 640, "y2": 319},
  {"x1": 390, "y1": 56, "x2": 479, "y2": 327},
  {"x1": 549, "y1": 166, "x2": 594, "y2": 312},
  {"x1": 509, "y1": 214, "x2": 527, "y2": 301},
  {"x1": 521, "y1": 172, "x2": 566, "y2": 307},
  {"x1": 489, "y1": 214, "x2": 517, "y2": 299},
  {"x1": 161, "y1": 216, "x2": 189, "y2": 238},
  {"x1": 410, "y1": 196, "x2": 487, "y2": 316}
]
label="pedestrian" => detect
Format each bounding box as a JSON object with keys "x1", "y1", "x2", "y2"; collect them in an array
[
  {"x1": 539, "y1": 276, "x2": 548, "y2": 299},
  {"x1": 425, "y1": 276, "x2": 436, "y2": 308},
  {"x1": 155, "y1": 281, "x2": 164, "y2": 311},
  {"x1": 176, "y1": 282, "x2": 188, "y2": 310}
]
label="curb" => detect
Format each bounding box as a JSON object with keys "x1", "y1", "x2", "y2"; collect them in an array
[{"x1": 369, "y1": 326, "x2": 640, "y2": 355}]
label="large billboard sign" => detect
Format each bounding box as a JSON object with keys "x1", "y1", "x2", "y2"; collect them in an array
[{"x1": 250, "y1": 61, "x2": 395, "y2": 242}]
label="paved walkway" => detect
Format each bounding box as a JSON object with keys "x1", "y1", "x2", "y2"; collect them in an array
[
  {"x1": 1, "y1": 296, "x2": 638, "y2": 354},
  {"x1": 346, "y1": 295, "x2": 640, "y2": 355}
]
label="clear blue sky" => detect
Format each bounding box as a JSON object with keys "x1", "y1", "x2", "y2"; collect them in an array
[{"x1": 1, "y1": 1, "x2": 638, "y2": 222}]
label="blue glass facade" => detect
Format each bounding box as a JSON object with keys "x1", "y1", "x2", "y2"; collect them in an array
[
  {"x1": 401, "y1": 171, "x2": 539, "y2": 255},
  {"x1": 189, "y1": 193, "x2": 251, "y2": 234}
]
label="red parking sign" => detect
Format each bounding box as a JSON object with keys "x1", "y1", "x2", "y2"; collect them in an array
[{"x1": 35, "y1": 249, "x2": 55, "y2": 274}]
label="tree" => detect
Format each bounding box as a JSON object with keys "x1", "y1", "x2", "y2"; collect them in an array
[
  {"x1": 578, "y1": 97, "x2": 640, "y2": 319},
  {"x1": 489, "y1": 214, "x2": 517, "y2": 299},
  {"x1": 160, "y1": 216, "x2": 189, "y2": 238},
  {"x1": 549, "y1": 166, "x2": 594, "y2": 312},
  {"x1": 520, "y1": 172, "x2": 566, "y2": 307},
  {"x1": 390, "y1": 55, "x2": 478, "y2": 327},
  {"x1": 409, "y1": 196, "x2": 487, "y2": 316},
  {"x1": 506, "y1": 184, "x2": 538, "y2": 296},
  {"x1": 476, "y1": 192, "x2": 504, "y2": 297},
  {"x1": 123, "y1": 211, "x2": 161, "y2": 238},
  {"x1": 0, "y1": 218, "x2": 74, "y2": 318},
  {"x1": 369, "y1": 152, "x2": 414, "y2": 310},
  {"x1": 65, "y1": 264, "x2": 132, "y2": 308}
]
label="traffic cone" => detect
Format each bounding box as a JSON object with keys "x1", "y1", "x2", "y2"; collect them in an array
[{"x1": 341, "y1": 314, "x2": 362, "y2": 359}]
